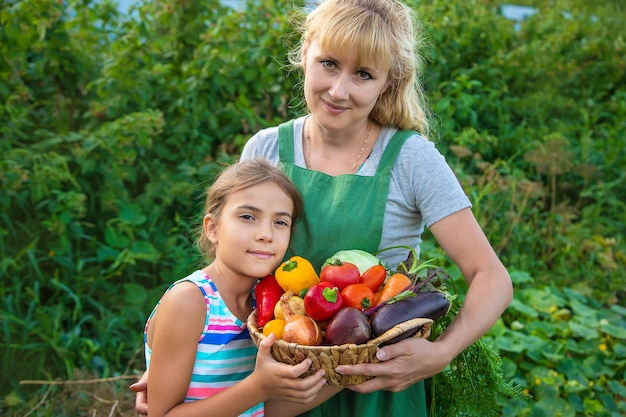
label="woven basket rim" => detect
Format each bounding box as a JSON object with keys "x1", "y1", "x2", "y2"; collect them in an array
[{"x1": 247, "y1": 309, "x2": 433, "y2": 351}]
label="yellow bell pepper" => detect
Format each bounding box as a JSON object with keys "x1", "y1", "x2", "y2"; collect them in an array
[{"x1": 275, "y1": 256, "x2": 320, "y2": 295}]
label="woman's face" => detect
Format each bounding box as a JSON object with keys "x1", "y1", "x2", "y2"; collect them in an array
[{"x1": 303, "y1": 39, "x2": 389, "y2": 131}]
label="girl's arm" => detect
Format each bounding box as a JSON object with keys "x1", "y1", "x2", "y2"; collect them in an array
[{"x1": 148, "y1": 282, "x2": 330, "y2": 417}]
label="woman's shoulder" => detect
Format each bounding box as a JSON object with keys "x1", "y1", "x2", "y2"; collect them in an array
[
  {"x1": 375, "y1": 127, "x2": 442, "y2": 163},
  {"x1": 241, "y1": 126, "x2": 279, "y2": 160},
  {"x1": 241, "y1": 116, "x2": 307, "y2": 161}
]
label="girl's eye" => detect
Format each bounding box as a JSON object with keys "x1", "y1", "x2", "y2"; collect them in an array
[
  {"x1": 357, "y1": 70, "x2": 372, "y2": 80},
  {"x1": 321, "y1": 60, "x2": 336, "y2": 69},
  {"x1": 275, "y1": 219, "x2": 290, "y2": 227},
  {"x1": 240, "y1": 214, "x2": 255, "y2": 221}
]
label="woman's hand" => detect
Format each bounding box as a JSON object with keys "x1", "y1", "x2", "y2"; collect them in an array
[
  {"x1": 335, "y1": 337, "x2": 451, "y2": 393},
  {"x1": 129, "y1": 370, "x2": 149, "y2": 416}
]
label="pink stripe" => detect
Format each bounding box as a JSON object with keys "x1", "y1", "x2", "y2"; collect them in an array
[
  {"x1": 187, "y1": 386, "x2": 224, "y2": 398},
  {"x1": 207, "y1": 324, "x2": 242, "y2": 332}
]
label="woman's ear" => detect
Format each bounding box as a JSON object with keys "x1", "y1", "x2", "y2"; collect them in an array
[
  {"x1": 204, "y1": 214, "x2": 218, "y2": 245},
  {"x1": 382, "y1": 80, "x2": 391, "y2": 95}
]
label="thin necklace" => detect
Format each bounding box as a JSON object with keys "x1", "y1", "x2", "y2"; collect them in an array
[{"x1": 305, "y1": 117, "x2": 372, "y2": 174}]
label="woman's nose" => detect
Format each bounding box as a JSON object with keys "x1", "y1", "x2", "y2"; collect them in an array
[{"x1": 328, "y1": 74, "x2": 349, "y2": 101}]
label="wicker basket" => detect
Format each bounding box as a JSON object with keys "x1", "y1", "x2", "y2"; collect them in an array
[{"x1": 247, "y1": 309, "x2": 433, "y2": 386}]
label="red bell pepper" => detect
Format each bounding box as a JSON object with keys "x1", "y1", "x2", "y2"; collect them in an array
[
  {"x1": 303, "y1": 282, "x2": 344, "y2": 321},
  {"x1": 254, "y1": 275, "x2": 284, "y2": 328}
]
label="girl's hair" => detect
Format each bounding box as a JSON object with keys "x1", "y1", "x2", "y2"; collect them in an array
[
  {"x1": 288, "y1": 0, "x2": 431, "y2": 136},
  {"x1": 195, "y1": 158, "x2": 303, "y2": 259}
]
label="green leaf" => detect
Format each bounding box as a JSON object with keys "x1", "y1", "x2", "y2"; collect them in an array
[
  {"x1": 510, "y1": 269, "x2": 533, "y2": 284},
  {"x1": 3, "y1": 391, "x2": 23, "y2": 407},
  {"x1": 130, "y1": 240, "x2": 160, "y2": 262},
  {"x1": 96, "y1": 245, "x2": 120, "y2": 262},
  {"x1": 124, "y1": 283, "x2": 148, "y2": 305},
  {"x1": 495, "y1": 333, "x2": 526, "y2": 353},
  {"x1": 119, "y1": 203, "x2": 147, "y2": 225},
  {"x1": 527, "y1": 321, "x2": 557, "y2": 338},
  {"x1": 610, "y1": 304, "x2": 626, "y2": 317},
  {"x1": 613, "y1": 342, "x2": 626, "y2": 358},
  {"x1": 582, "y1": 355, "x2": 617, "y2": 379},
  {"x1": 600, "y1": 323, "x2": 626, "y2": 339},
  {"x1": 569, "y1": 321, "x2": 598, "y2": 339},
  {"x1": 535, "y1": 397, "x2": 576, "y2": 417},
  {"x1": 104, "y1": 226, "x2": 131, "y2": 249},
  {"x1": 508, "y1": 297, "x2": 539, "y2": 318},
  {"x1": 608, "y1": 380, "x2": 626, "y2": 398}
]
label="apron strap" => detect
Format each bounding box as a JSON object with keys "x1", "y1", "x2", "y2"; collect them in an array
[
  {"x1": 278, "y1": 118, "x2": 414, "y2": 173},
  {"x1": 278, "y1": 119, "x2": 296, "y2": 163}
]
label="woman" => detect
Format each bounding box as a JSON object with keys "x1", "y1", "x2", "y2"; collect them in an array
[{"x1": 133, "y1": 0, "x2": 513, "y2": 415}]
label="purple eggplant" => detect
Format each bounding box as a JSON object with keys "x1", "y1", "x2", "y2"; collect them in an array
[{"x1": 370, "y1": 291, "x2": 450, "y2": 343}]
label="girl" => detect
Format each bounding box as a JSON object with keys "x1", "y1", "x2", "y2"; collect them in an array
[{"x1": 144, "y1": 159, "x2": 339, "y2": 417}]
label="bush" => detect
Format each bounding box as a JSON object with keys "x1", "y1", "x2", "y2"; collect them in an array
[{"x1": 1, "y1": 0, "x2": 624, "y2": 415}]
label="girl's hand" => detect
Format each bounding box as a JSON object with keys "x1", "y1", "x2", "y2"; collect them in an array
[{"x1": 253, "y1": 333, "x2": 328, "y2": 403}]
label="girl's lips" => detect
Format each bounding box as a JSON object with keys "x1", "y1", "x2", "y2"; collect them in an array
[{"x1": 249, "y1": 250, "x2": 274, "y2": 260}]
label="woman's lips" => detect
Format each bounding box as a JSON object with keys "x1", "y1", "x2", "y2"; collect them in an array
[{"x1": 322, "y1": 99, "x2": 348, "y2": 114}]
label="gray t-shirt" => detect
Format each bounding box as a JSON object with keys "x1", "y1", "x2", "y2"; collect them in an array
[{"x1": 240, "y1": 116, "x2": 471, "y2": 269}]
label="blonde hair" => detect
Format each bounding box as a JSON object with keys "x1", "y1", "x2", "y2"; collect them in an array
[
  {"x1": 288, "y1": 0, "x2": 430, "y2": 136},
  {"x1": 195, "y1": 159, "x2": 303, "y2": 259}
]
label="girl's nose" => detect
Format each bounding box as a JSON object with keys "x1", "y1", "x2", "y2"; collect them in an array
[{"x1": 256, "y1": 222, "x2": 273, "y2": 242}]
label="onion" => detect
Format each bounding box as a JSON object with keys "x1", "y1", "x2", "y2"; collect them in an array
[
  {"x1": 274, "y1": 292, "x2": 305, "y2": 320},
  {"x1": 282, "y1": 315, "x2": 322, "y2": 346}
]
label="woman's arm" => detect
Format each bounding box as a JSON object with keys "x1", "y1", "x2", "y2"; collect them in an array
[
  {"x1": 427, "y1": 207, "x2": 513, "y2": 357},
  {"x1": 335, "y1": 208, "x2": 513, "y2": 392}
]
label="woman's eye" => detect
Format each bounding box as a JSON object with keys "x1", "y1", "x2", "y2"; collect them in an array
[
  {"x1": 321, "y1": 60, "x2": 336, "y2": 69},
  {"x1": 240, "y1": 214, "x2": 255, "y2": 221},
  {"x1": 357, "y1": 70, "x2": 372, "y2": 80}
]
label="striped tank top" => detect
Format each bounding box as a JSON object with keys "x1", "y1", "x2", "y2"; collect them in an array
[{"x1": 144, "y1": 270, "x2": 264, "y2": 416}]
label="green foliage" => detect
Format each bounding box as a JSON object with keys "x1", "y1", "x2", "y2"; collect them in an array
[
  {"x1": 0, "y1": 0, "x2": 624, "y2": 415},
  {"x1": 414, "y1": 0, "x2": 625, "y2": 302},
  {"x1": 428, "y1": 298, "x2": 529, "y2": 417},
  {"x1": 491, "y1": 272, "x2": 626, "y2": 416}
]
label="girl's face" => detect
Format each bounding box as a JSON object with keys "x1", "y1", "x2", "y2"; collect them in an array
[
  {"x1": 303, "y1": 39, "x2": 389, "y2": 131},
  {"x1": 204, "y1": 182, "x2": 294, "y2": 281}
]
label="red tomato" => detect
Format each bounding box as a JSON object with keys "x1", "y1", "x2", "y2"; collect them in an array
[
  {"x1": 320, "y1": 260, "x2": 360, "y2": 291},
  {"x1": 303, "y1": 282, "x2": 344, "y2": 321},
  {"x1": 340, "y1": 284, "x2": 375, "y2": 310},
  {"x1": 359, "y1": 264, "x2": 387, "y2": 292}
]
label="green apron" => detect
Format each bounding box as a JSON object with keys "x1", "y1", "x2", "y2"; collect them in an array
[{"x1": 277, "y1": 120, "x2": 428, "y2": 417}]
